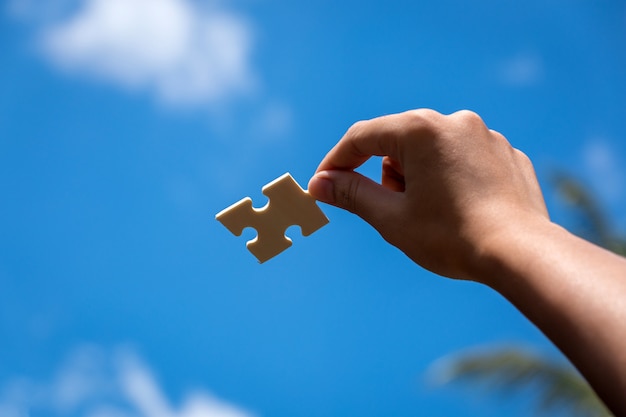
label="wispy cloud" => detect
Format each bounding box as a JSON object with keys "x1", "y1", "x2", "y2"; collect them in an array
[
  {"x1": 495, "y1": 51, "x2": 544, "y2": 87},
  {"x1": 8, "y1": 0, "x2": 294, "y2": 139},
  {"x1": 33, "y1": 0, "x2": 256, "y2": 106},
  {"x1": 0, "y1": 345, "x2": 256, "y2": 417}
]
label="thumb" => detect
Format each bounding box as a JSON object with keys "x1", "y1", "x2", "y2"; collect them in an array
[{"x1": 308, "y1": 170, "x2": 401, "y2": 229}]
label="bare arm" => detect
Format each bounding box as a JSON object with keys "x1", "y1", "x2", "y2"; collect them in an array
[
  {"x1": 483, "y1": 220, "x2": 626, "y2": 414},
  {"x1": 308, "y1": 109, "x2": 626, "y2": 414}
]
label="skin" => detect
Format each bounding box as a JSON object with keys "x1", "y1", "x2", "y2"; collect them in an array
[{"x1": 308, "y1": 109, "x2": 626, "y2": 415}]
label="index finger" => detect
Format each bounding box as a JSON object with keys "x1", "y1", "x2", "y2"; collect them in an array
[{"x1": 316, "y1": 109, "x2": 442, "y2": 173}]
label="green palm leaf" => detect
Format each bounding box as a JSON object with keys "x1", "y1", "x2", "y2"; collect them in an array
[
  {"x1": 429, "y1": 345, "x2": 611, "y2": 416},
  {"x1": 551, "y1": 172, "x2": 626, "y2": 257}
]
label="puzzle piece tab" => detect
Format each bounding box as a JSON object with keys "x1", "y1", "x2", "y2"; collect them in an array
[{"x1": 215, "y1": 173, "x2": 329, "y2": 263}]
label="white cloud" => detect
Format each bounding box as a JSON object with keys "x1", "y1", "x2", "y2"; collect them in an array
[
  {"x1": 495, "y1": 52, "x2": 544, "y2": 87},
  {"x1": 9, "y1": 0, "x2": 295, "y2": 141},
  {"x1": 38, "y1": 0, "x2": 256, "y2": 105},
  {"x1": 583, "y1": 139, "x2": 625, "y2": 202},
  {"x1": 0, "y1": 345, "x2": 257, "y2": 417}
]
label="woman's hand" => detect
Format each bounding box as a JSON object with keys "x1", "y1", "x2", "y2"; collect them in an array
[{"x1": 308, "y1": 109, "x2": 548, "y2": 282}]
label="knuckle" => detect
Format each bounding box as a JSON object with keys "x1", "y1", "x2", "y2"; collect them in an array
[
  {"x1": 401, "y1": 109, "x2": 441, "y2": 134},
  {"x1": 490, "y1": 129, "x2": 514, "y2": 146},
  {"x1": 489, "y1": 129, "x2": 505, "y2": 140},
  {"x1": 406, "y1": 108, "x2": 442, "y2": 121},
  {"x1": 514, "y1": 147, "x2": 527, "y2": 158},
  {"x1": 407, "y1": 108, "x2": 441, "y2": 123},
  {"x1": 514, "y1": 148, "x2": 533, "y2": 167},
  {"x1": 512, "y1": 148, "x2": 539, "y2": 180},
  {"x1": 346, "y1": 120, "x2": 368, "y2": 139},
  {"x1": 450, "y1": 109, "x2": 485, "y2": 126}
]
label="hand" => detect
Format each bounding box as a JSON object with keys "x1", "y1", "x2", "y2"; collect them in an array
[{"x1": 308, "y1": 109, "x2": 549, "y2": 282}]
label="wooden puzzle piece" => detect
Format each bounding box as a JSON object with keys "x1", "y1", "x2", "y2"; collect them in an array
[{"x1": 215, "y1": 173, "x2": 329, "y2": 263}]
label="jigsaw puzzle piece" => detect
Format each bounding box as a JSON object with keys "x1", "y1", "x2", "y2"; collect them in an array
[
  {"x1": 216, "y1": 193, "x2": 294, "y2": 263},
  {"x1": 261, "y1": 173, "x2": 329, "y2": 236},
  {"x1": 216, "y1": 173, "x2": 329, "y2": 263},
  {"x1": 214, "y1": 197, "x2": 258, "y2": 236}
]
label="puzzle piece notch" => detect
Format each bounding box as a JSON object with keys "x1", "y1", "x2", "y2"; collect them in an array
[{"x1": 215, "y1": 173, "x2": 329, "y2": 263}]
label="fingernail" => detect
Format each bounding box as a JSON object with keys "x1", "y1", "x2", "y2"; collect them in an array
[{"x1": 308, "y1": 171, "x2": 335, "y2": 204}]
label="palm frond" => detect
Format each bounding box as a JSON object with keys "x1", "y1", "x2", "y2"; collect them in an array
[
  {"x1": 429, "y1": 345, "x2": 611, "y2": 417},
  {"x1": 551, "y1": 172, "x2": 626, "y2": 256}
]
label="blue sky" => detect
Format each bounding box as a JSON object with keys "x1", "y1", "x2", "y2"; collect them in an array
[{"x1": 1, "y1": 0, "x2": 625, "y2": 416}]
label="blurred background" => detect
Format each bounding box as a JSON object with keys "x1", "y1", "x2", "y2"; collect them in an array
[{"x1": 1, "y1": 0, "x2": 625, "y2": 416}]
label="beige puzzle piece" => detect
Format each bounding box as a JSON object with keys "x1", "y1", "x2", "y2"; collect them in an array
[{"x1": 215, "y1": 173, "x2": 329, "y2": 263}]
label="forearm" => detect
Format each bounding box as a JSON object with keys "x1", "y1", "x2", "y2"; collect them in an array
[{"x1": 480, "y1": 219, "x2": 626, "y2": 415}]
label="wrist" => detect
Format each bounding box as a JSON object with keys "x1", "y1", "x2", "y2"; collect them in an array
[{"x1": 468, "y1": 214, "x2": 564, "y2": 291}]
